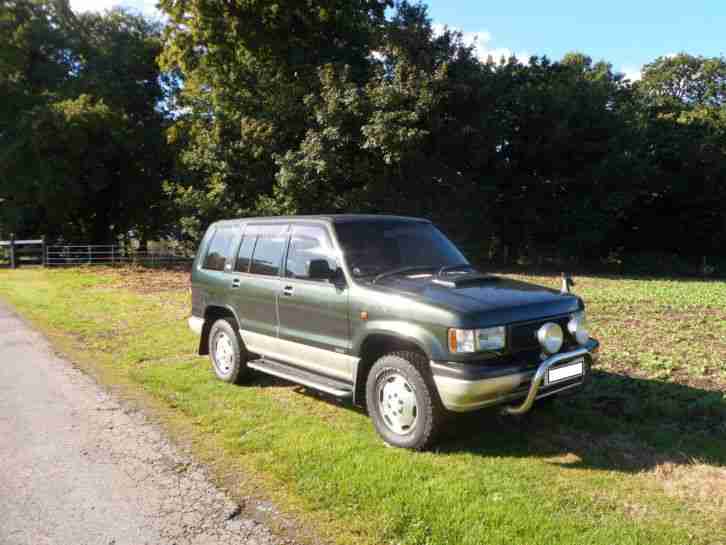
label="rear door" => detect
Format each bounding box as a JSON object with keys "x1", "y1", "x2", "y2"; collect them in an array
[
  {"x1": 228, "y1": 223, "x2": 289, "y2": 350},
  {"x1": 195, "y1": 223, "x2": 243, "y2": 316},
  {"x1": 276, "y1": 223, "x2": 353, "y2": 381}
]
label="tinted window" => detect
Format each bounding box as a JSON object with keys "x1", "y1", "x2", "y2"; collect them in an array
[
  {"x1": 235, "y1": 231, "x2": 255, "y2": 273},
  {"x1": 249, "y1": 225, "x2": 288, "y2": 276},
  {"x1": 203, "y1": 226, "x2": 240, "y2": 271},
  {"x1": 286, "y1": 225, "x2": 337, "y2": 281},
  {"x1": 334, "y1": 221, "x2": 467, "y2": 277}
]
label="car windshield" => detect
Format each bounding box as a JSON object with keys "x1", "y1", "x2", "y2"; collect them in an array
[{"x1": 334, "y1": 220, "x2": 469, "y2": 278}]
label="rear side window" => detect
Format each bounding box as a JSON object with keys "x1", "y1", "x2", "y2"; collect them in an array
[
  {"x1": 203, "y1": 226, "x2": 240, "y2": 271},
  {"x1": 249, "y1": 225, "x2": 288, "y2": 276}
]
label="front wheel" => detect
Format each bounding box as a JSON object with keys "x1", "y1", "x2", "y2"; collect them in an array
[{"x1": 365, "y1": 351, "x2": 445, "y2": 450}]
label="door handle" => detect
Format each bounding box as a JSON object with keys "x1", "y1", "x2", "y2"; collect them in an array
[
  {"x1": 282, "y1": 285, "x2": 294, "y2": 297},
  {"x1": 231, "y1": 278, "x2": 241, "y2": 289}
]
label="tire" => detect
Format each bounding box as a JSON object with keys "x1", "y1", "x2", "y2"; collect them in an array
[
  {"x1": 365, "y1": 351, "x2": 446, "y2": 450},
  {"x1": 208, "y1": 318, "x2": 250, "y2": 384}
]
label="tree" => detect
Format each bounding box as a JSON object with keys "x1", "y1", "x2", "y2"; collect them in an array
[
  {"x1": 4, "y1": 0, "x2": 724, "y2": 271},
  {"x1": 268, "y1": 2, "x2": 499, "y2": 246},
  {"x1": 0, "y1": 2, "x2": 171, "y2": 242},
  {"x1": 159, "y1": 0, "x2": 392, "y2": 239},
  {"x1": 0, "y1": 0, "x2": 73, "y2": 235},
  {"x1": 622, "y1": 54, "x2": 726, "y2": 259},
  {"x1": 639, "y1": 53, "x2": 726, "y2": 110}
]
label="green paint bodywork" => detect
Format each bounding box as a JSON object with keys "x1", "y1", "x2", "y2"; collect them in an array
[{"x1": 192, "y1": 215, "x2": 584, "y2": 394}]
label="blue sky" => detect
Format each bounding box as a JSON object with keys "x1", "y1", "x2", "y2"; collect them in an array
[
  {"x1": 70, "y1": 0, "x2": 725, "y2": 81},
  {"x1": 426, "y1": 0, "x2": 725, "y2": 80}
]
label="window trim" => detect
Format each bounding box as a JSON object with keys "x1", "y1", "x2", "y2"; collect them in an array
[{"x1": 232, "y1": 223, "x2": 255, "y2": 274}]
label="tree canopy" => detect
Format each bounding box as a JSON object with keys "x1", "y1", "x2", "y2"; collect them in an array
[
  {"x1": 1, "y1": 0, "x2": 725, "y2": 272},
  {"x1": 0, "y1": 0, "x2": 170, "y2": 243}
]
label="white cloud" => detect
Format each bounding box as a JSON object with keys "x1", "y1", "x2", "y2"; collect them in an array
[
  {"x1": 125, "y1": 0, "x2": 161, "y2": 18},
  {"x1": 70, "y1": 0, "x2": 121, "y2": 12},
  {"x1": 621, "y1": 65, "x2": 642, "y2": 82},
  {"x1": 432, "y1": 23, "x2": 529, "y2": 64},
  {"x1": 70, "y1": 0, "x2": 161, "y2": 18},
  {"x1": 457, "y1": 29, "x2": 493, "y2": 48}
]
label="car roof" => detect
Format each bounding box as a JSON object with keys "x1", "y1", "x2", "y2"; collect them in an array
[{"x1": 213, "y1": 214, "x2": 431, "y2": 227}]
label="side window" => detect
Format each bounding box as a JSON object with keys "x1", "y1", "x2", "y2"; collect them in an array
[
  {"x1": 203, "y1": 226, "x2": 240, "y2": 271},
  {"x1": 285, "y1": 225, "x2": 337, "y2": 281},
  {"x1": 249, "y1": 225, "x2": 288, "y2": 276}
]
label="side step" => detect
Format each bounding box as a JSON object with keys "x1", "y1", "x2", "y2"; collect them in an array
[{"x1": 247, "y1": 358, "x2": 354, "y2": 399}]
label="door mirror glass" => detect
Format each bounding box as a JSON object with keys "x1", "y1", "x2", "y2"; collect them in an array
[{"x1": 307, "y1": 259, "x2": 334, "y2": 280}]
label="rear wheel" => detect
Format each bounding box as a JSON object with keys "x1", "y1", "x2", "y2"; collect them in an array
[
  {"x1": 208, "y1": 318, "x2": 250, "y2": 384},
  {"x1": 366, "y1": 351, "x2": 445, "y2": 450}
]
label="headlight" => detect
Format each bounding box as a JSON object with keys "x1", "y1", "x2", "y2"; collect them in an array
[
  {"x1": 476, "y1": 326, "x2": 506, "y2": 351},
  {"x1": 537, "y1": 322, "x2": 564, "y2": 354},
  {"x1": 568, "y1": 311, "x2": 589, "y2": 345},
  {"x1": 448, "y1": 329, "x2": 476, "y2": 353},
  {"x1": 448, "y1": 326, "x2": 506, "y2": 353}
]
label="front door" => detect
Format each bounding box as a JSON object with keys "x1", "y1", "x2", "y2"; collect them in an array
[{"x1": 276, "y1": 223, "x2": 353, "y2": 381}]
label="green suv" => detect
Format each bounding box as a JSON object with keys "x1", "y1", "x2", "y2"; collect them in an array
[{"x1": 189, "y1": 215, "x2": 599, "y2": 450}]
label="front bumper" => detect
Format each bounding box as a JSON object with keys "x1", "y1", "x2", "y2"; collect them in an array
[{"x1": 431, "y1": 338, "x2": 599, "y2": 413}]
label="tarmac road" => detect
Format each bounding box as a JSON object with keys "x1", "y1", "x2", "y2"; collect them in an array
[{"x1": 0, "y1": 301, "x2": 289, "y2": 545}]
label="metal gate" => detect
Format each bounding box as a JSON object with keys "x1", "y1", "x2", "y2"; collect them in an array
[
  {"x1": 45, "y1": 244, "x2": 192, "y2": 267},
  {"x1": 0, "y1": 238, "x2": 45, "y2": 268}
]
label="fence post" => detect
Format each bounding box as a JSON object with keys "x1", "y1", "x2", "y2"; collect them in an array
[
  {"x1": 88, "y1": 245, "x2": 91, "y2": 265},
  {"x1": 111, "y1": 245, "x2": 115, "y2": 266},
  {"x1": 9, "y1": 233, "x2": 15, "y2": 269},
  {"x1": 41, "y1": 236, "x2": 46, "y2": 267}
]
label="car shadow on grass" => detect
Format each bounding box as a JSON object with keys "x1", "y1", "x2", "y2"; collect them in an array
[
  {"x1": 247, "y1": 368, "x2": 725, "y2": 470},
  {"x1": 435, "y1": 370, "x2": 726, "y2": 472}
]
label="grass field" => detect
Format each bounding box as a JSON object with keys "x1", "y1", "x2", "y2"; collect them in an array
[{"x1": 1, "y1": 267, "x2": 725, "y2": 545}]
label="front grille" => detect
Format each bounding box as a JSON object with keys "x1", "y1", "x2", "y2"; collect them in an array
[{"x1": 509, "y1": 315, "x2": 573, "y2": 353}]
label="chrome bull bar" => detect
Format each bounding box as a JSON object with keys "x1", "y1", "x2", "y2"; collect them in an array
[{"x1": 502, "y1": 338, "x2": 599, "y2": 415}]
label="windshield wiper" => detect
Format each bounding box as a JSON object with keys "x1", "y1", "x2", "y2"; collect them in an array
[
  {"x1": 372, "y1": 265, "x2": 438, "y2": 284},
  {"x1": 438, "y1": 263, "x2": 475, "y2": 276}
]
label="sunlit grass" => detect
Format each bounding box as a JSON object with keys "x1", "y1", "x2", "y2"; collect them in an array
[{"x1": 1, "y1": 268, "x2": 724, "y2": 545}]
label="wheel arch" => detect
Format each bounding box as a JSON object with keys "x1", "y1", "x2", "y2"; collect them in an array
[
  {"x1": 353, "y1": 333, "x2": 431, "y2": 406},
  {"x1": 198, "y1": 304, "x2": 241, "y2": 355}
]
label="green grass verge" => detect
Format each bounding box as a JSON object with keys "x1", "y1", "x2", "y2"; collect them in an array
[{"x1": 1, "y1": 268, "x2": 724, "y2": 545}]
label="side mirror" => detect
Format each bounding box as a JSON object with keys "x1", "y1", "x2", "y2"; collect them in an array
[{"x1": 307, "y1": 259, "x2": 335, "y2": 280}]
